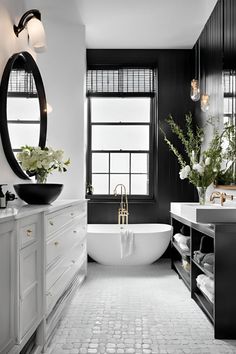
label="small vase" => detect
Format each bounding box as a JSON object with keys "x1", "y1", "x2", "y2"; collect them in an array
[
  {"x1": 36, "y1": 174, "x2": 47, "y2": 184},
  {"x1": 197, "y1": 186, "x2": 207, "y2": 205}
]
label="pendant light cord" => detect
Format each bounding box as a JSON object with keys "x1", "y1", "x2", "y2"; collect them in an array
[{"x1": 198, "y1": 39, "x2": 201, "y2": 87}]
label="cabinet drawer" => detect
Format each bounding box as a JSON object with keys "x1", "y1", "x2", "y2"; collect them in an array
[
  {"x1": 46, "y1": 253, "x2": 86, "y2": 314},
  {"x1": 19, "y1": 214, "x2": 41, "y2": 248},
  {"x1": 46, "y1": 204, "x2": 86, "y2": 238},
  {"x1": 46, "y1": 239, "x2": 86, "y2": 291},
  {"x1": 46, "y1": 223, "x2": 86, "y2": 267}
]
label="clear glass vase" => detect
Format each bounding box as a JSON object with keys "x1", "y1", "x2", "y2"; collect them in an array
[
  {"x1": 36, "y1": 173, "x2": 47, "y2": 184},
  {"x1": 197, "y1": 186, "x2": 207, "y2": 205}
]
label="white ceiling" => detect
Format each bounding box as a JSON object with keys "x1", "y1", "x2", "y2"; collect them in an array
[{"x1": 76, "y1": 0, "x2": 218, "y2": 49}]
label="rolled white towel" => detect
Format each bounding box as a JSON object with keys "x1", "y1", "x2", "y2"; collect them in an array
[
  {"x1": 173, "y1": 233, "x2": 190, "y2": 251},
  {"x1": 178, "y1": 243, "x2": 190, "y2": 252},
  {"x1": 198, "y1": 284, "x2": 214, "y2": 303},
  {"x1": 196, "y1": 274, "x2": 214, "y2": 294},
  {"x1": 173, "y1": 233, "x2": 190, "y2": 245},
  {"x1": 120, "y1": 229, "x2": 134, "y2": 258}
]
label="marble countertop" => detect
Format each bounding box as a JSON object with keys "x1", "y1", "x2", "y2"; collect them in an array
[{"x1": 0, "y1": 199, "x2": 88, "y2": 223}]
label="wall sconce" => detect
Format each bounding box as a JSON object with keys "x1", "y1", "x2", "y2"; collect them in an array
[
  {"x1": 200, "y1": 94, "x2": 210, "y2": 112},
  {"x1": 13, "y1": 9, "x2": 46, "y2": 52}
]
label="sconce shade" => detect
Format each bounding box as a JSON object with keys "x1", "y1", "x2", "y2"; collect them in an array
[
  {"x1": 14, "y1": 10, "x2": 46, "y2": 52},
  {"x1": 201, "y1": 94, "x2": 210, "y2": 112},
  {"x1": 27, "y1": 17, "x2": 46, "y2": 52},
  {"x1": 190, "y1": 79, "x2": 200, "y2": 101}
]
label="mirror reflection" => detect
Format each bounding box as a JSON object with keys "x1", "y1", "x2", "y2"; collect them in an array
[
  {"x1": 7, "y1": 56, "x2": 40, "y2": 153},
  {"x1": 216, "y1": 70, "x2": 236, "y2": 187}
]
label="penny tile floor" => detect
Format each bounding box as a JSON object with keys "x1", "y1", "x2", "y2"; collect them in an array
[{"x1": 45, "y1": 260, "x2": 236, "y2": 354}]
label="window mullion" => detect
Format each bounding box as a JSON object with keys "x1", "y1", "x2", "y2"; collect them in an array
[
  {"x1": 129, "y1": 152, "x2": 132, "y2": 195},
  {"x1": 108, "y1": 152, "x2": 111, "y2": 194},
  {"x1": 91, "y1": 122, "x2": 150, "y2": 126}
]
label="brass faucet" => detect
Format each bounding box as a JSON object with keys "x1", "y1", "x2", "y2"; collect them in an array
[
  {"x1": 210, "y1": 191, "x2": 233, "y2": 206},
  {"x1": 114, "y1": 184, "x2": 129, "y2": 224}
]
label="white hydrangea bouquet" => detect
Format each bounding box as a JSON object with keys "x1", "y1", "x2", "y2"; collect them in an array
[
  {"x1": 161, "y1": 113, "x2": 222, "y2": 204},
  {"x1": 17, "y1": 145, "x2": 70, "y2": 183}
]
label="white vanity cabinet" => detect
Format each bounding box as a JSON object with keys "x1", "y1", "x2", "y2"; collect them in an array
[
  {"x1": 44, "y1": 202, "x2": 87, "y2": 344},
  {"x1": 0, "y1": 199, "x2": 87, "y2": 354},
  {"x1": 0, "y1": 220, "x2": 15, "y2": 354},
  {"x1": 17, "y1": 214, "x2": 43, "y2": 344}
]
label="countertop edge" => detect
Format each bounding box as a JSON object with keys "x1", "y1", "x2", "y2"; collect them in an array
[{"x1": 0, "y1": 199, "x2": 88, "y2": 223}]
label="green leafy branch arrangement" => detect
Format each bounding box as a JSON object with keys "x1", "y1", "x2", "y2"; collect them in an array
[{"x1": 160, "y1": 113, "x2": 223, "y2": 188}]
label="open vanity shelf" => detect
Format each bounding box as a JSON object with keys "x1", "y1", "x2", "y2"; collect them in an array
[{"x1": 171, "y1": 212, "x2": 236, "y2": 339}]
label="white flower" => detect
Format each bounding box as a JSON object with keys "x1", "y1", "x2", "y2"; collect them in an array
[
  {"x1": 36, "y1": 161, "x2": 42, "y2": 169},
  {"x1": 179, "y1": 165, "x2": 191, "y2": 180},
  {"x1": 16, "y1": 145, "x2": 70, "y2": 178},
  {"x1": 42, "y1": 159, "x2": 50, "y2": 170},
  {"x1": 53, "y1": 150, "x2": 64, "y2": 162},
  {"x1": 205, "y1": 157, "x2": 211, "y2": 166},
  {"x1": 193, "y1": 163, "x2": 204, "y2": 175}
]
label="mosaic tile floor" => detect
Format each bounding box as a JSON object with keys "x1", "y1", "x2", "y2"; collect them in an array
[{"x1": 45, "y1": 260, "x2": 236, "y2": 354}]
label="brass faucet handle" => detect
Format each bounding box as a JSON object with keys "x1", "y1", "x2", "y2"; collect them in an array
[
  {"x1": 210, "y1": 192, "x2": 234, "y2": 206},
  {"x1": 226, "y1": 193, "x2": 233, "y2": 200},
  {"x1": 222, "y1": 193, "x2": 234, "y2": 201},
  {"x1": 210, "y1": 191, "x2": 221, "y2": 203}
]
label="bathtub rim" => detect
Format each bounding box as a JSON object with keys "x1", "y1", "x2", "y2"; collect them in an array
[{"x1": 87, "y1": 223, "x2": 173, "y2": 234}]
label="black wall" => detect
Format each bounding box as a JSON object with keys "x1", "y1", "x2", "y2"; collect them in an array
[
  {"x1": 86, "y1": 50, "x2": 195, "y2": 224},
  {"x1": 195, "y1": 0, "x2": 236, "y2": 125}
]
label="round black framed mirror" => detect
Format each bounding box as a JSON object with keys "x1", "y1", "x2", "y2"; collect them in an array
[{"x1": 0, "y1": 51, "x2": 47, "y2": 179}]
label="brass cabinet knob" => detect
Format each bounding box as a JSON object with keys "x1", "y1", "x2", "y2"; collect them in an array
[
  {"x1": 73, "y1": 230, "x2": 77, "y2": 233},
  {"x1": 49, "y1": 220, "x2": 54, "y2": 226},
  {"x1": 54, "y1": 241, "x2": 59, "y2": 246},
  {"x1": 26, "y1": 229, "x2": 32, "y2": 237},
  {"x1": 70, "y1": 212, "x2": 74, "y2": 217},
  {"x1": 71, "y1": 260, "x2": 76, "y2": 264}
]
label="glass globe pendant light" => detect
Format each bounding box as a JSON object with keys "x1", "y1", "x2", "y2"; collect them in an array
[
  {"x1": 191, "y1": 79, "x2": 200, "y2": 101},
  {"x1": 200, "y1": 93, "x2": 210, "y2": 112}
]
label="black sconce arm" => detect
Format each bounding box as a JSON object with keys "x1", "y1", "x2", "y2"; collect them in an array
[{"x1": 14, "y1": 9, "x2": 41, "y2": 37}]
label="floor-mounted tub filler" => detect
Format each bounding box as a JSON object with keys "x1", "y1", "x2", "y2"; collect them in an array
[{"x1": 87, "y1": 223, "x2": 173, "y2": 265}]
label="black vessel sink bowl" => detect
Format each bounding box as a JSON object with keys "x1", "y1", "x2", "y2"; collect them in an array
[{"x1": 13, "y1": 183, "x2": 63, "y2": 205}]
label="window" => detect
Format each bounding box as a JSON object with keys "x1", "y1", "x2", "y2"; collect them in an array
[
  {"x1": 87, "y1": 67, "x2": 156, "y2": 198},
  {"x1": 223, "y1": 70, "x2": 236, "y2": 125},
  {"x1": 7, "y1": 68, "x2": 40, "y2": 155}
]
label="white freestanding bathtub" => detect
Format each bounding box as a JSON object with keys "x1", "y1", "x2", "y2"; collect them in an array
[{"x1": 87, "y1": 224, "x2": 173, "y2": 265}]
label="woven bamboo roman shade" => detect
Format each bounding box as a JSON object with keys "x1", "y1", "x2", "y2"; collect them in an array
[{"x1": 87, "y1": 67, "x2": 156, "y2": 95}]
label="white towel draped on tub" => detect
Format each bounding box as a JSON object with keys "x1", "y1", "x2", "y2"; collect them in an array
[{"x1": 120, "y1": 229, "x2": 134, "y2": 258}]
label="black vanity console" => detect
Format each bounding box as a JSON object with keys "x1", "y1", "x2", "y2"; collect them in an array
[{"x1": 171, "y1": 212, "x2": 236, "y2": 339}]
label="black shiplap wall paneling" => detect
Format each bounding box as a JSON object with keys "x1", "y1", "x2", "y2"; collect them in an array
[
  {"x1": 195, "y1": 0, "x2": 224, "y2": 126},
  {"x1": 87, "y1": 50, "x2": 195, "y2": 224},
  {"x1": 224, "y1": 0, "x2": 236, "y2": 70}
]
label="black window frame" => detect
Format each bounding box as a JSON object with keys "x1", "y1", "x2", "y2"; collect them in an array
[{"x1": 86, "y1": 65, "x2": 157, "y2": 201}]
